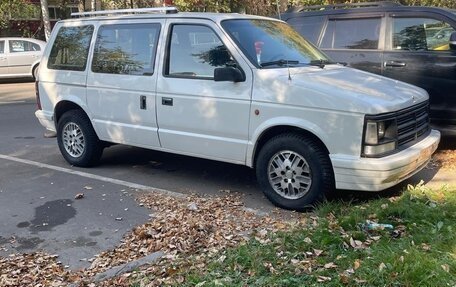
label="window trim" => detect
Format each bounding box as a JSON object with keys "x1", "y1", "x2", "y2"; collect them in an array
[
  {"x1": 91, "y1": 22, "x2": 161, "y2": 77},
  {"x1": 320, "y1": 15, "x2": 385, "y2": 51},
  {"x1": 163, "y1": 23, "x2": 243, "y2": 81}
]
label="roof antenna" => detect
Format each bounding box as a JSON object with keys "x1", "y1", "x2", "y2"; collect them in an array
[
  {"x1": 276, "y1": 0, "x2": 281, "y2": 20},
  {"x1": 287, "y1": 60, "x2": 292, "y2": 81}
]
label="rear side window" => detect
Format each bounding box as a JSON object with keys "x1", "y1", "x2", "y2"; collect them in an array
[
  {"x1": 0, "y1": 41, "x2": 4, "y2": 54},
  {"x1": 92, "y1": 23, "x2": 161, "y2": 76},
  {"x1": 48, "y1": 25, "x2": 94, "y2": 71},
  {"x1": 392, "y1": 17, "x2": 455, "y2": 51},
  {"x1": 9, "y1": 40, "x2": 41, "y2": 52},
  {"x1": 321, "y1": 18, "x2": 381, "y2": 49},
  {"x1": 287, "y1": 16, "x2": 325, "y2": 44}
]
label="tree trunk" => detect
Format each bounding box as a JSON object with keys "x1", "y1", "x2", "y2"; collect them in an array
[
  {"x1": 78, "y1": 0, "x2": 85, "y2": 12},
  {"x1": 91, "y1": 0, "x2": 96, "y2": 11},
  {"x1": 40, "y1": 0, "x2": 51, "y2": 41}
]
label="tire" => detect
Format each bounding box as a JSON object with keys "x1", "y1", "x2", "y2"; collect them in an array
[
  {"x1": 255, "y1": 133, "x2": 334, "y2": 211},
  {"x1": 57, "y1": 110, "x2": 103, "y2": 167}
]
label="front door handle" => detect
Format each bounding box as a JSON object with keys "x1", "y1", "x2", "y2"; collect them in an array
[
  {"x1": 162, "y1": 97, "x2": 173, "y2": 106},
  {"x1": 384, "y1": 61, "x2": 406, "y2": 67}
]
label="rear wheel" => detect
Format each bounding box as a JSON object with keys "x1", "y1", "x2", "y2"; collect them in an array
[
  {"x1": 255, "y1": 133, "x2": 334, "y2": 211},
  {"x1": 57, "y1": 110, "x2": 103, "y2": 167}
]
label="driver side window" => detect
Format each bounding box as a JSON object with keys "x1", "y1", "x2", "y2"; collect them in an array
[
  {"x1": 392, "y1": 17, "x2": 455, "y2": 51},
  {"x1": 165, "y1": 24, "x2": 234, "y2": 79}
]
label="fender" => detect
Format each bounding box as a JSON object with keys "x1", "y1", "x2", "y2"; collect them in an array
[
  {"x1": 246, "y1": 116, "x2": 330, "y2": 167},
  {"x1": 53, "y1": 96, "x2": 91, "y2": 125}
]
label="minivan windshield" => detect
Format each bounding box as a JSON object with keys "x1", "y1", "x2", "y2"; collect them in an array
[{"x1": 221, "y1": 19, "x2": 331, "y2": 68}]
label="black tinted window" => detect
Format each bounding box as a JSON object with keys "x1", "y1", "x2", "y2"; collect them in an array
[
  {"x1": 321, "y1": 18, "x2": 381, "y2": 49},
  {"x1": 392, "y1": 17, "x2": 455, "y2": 51},
  {"x1": 166, "y1": 25, "x2": 234, "y2": 78},
  {"x1": 287, "y1": 16, "x2": 325, "y2": 44},
  {"x1": 48, "y1": 25, "x2": 94, "y2": 71},
  {"x1": 9, "y1": 40, "x2": 40, "y2": 52},
  {"x1": 92, "y1": 23, "x2": 160, "y2": 76},
  {"x1": 0, "y1": 41, "x2": 4, "y2": 54}
]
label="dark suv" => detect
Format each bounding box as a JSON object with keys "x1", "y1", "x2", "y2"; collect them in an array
[{"x1": 281, "y1": 1, "x2": 456, "y2": 134}]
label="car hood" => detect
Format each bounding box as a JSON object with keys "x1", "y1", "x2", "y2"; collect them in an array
[{"x1": 252, "y1": 65, "x2": 428, "y2": 115}]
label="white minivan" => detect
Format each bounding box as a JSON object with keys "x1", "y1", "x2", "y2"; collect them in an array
[{"x1": 35, "y1": 7, "x2": 440, "y2": 211}]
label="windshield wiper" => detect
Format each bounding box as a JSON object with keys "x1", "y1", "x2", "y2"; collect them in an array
[
  {"x1": 260, "y1": 59, "x2": 300, "y2": 67},
  {"x1": 309, "y1": 59, "x2": 335, "y2": 69}
]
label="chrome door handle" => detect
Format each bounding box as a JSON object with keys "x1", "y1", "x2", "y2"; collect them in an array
[{"x1": 384, "y1": 61, "x2": 406, "y2": 67}]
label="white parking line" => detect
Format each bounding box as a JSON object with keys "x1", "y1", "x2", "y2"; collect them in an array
[
  {"x1": 0, "y1": 153, "x2": 269, "y2": 216},
  {"x1": 0, "y1": 153, "x2": 185, "y2": 198}
]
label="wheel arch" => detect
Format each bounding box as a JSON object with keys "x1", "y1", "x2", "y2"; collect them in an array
[
  {"x1": 249, "y1": 120, "x2": 330, "y2": 168},
  {"x1": 54, "y1": 100, "x2": 89, "y2": 127}
]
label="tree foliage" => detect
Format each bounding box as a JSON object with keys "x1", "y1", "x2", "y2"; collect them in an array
[{"x1": 0, "y1": 0, "x2": 40, "y2": 28}]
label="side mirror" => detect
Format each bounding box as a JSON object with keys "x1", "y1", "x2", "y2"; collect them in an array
[
  {"x1": 214, "y1": 67, "x2": 245, "y2": 82},
  {"x1": 450, "y1": 32, "x2": 456, "y2": 50}
]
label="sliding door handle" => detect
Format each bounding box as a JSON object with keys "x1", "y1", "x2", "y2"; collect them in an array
[
  {"x1": 162, "y1": 97, "x2": 173, "y2": 106},
  {"x1": 140, "y1": 95, "x2": 147, "y2": 110}
]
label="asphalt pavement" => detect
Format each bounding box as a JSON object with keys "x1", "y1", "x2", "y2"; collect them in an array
[{"x1": 0, "y1": 80, "x2": 454, "y2": 270}]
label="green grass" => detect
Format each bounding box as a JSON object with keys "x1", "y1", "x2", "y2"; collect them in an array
[{"x1": 170, "y1": 184, "x2": 456, "y2": 287}]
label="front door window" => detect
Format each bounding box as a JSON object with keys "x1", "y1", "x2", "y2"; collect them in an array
[
  {"x1": 392, "y1": 17, "x2": 455, "y2": 51},
  {"x1": 165, "y1": 24, "x2": 235, "y2": 78}
]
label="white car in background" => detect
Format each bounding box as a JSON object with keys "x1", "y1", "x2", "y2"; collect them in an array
[{"x1": 0, "y1": 37, "x2": 46, "y2": 79}]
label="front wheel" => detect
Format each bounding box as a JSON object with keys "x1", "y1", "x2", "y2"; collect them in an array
[
  {"x1": 57, "y1": 110, "x2": 103, "y2": 167},
  {"x1": 255, "y1": 133, "x2": 334, "y2": 211}
]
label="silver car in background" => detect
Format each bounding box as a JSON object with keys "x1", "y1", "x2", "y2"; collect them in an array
[{"x1": 0, "y1": 37, "x2": 46, "y2": 80}]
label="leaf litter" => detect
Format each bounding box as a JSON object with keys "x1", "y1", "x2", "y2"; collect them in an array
[{"x1": 0, "y1": 192, "x2": 303, "y2": 286}]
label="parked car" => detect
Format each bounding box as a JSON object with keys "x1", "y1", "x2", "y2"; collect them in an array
[
  {"x1": 35, "y1": 7, "x2": 440, "y2": 211},
  {"x1": 0, "y1": 37, "x2": 46, "y2": 80},
  {"x1": 281, "y1": 1, "x2": 456, "y2": 134}
]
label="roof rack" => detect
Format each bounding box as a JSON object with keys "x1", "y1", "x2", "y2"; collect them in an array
[
  {"x1": 71, "y1": 7, "x2": 178, "y2": 18},
  {"x1": 286, "y1": 1, "x2": 401, "y2": 13}
]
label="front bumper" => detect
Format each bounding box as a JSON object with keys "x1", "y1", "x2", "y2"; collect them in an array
[
  {"x1": 331, "y1": 129, "x2": 441, "y2": 191},
  {"x1": 35, "y1": 110, "x2": 55, "y2": 132}
]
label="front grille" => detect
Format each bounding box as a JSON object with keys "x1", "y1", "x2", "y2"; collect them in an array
[{"x1": 396, "y1": 101, "x2": 430, "y2": 147}]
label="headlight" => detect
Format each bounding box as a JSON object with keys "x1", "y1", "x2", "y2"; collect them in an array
[{"x1": 363, "y1": 118, "x2": 397, "y2": 157}]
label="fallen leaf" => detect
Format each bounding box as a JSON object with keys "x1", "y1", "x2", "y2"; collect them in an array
[
  {"x1": 317, "y1": 275, "x2": 331, "y2": 282},
  {"x1": 379, "y1": 262, "x2": 386, "y2": 271},
  {"x1": 83, "y1": 186, "x2": 93, "y2": 190},
  {"x1": 354, "y1": 259, "x2": 361, "y2": 270},
  {"x1": 441, "y1": 264, "x2": 450, "y2": 273},
  {"x1": 324, "y1": 262, "x2": 337, "y2": 269},
  {"x1": 303, "y1": 237, "x2": 312, "y2": 244},
  {"x1": 313, "y1": 249, "x2": 323, "y2": 257}
]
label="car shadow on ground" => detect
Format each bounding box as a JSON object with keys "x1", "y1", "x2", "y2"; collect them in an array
[
  {"x1": 0, "y1": 78, "x2": 34, "y2": 84},
  {"x1": 95, "y1": 134, "x2": 455, "y2": 210}
]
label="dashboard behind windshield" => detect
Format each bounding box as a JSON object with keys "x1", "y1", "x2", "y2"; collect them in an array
[{"x1": 221, "y1": 19, "x2": 330, "y2": 68}]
